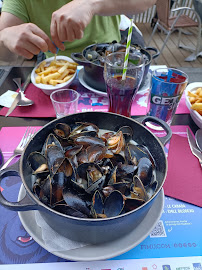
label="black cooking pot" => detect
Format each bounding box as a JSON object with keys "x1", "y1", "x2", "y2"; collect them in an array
[
  {"x1": 71, "y1": 43, "x2": 159, "y2": 92},
  {"x1": 0, "y1": 112, "x2": 171, "y2": 244}
]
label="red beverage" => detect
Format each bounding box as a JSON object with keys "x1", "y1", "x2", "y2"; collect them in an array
[{"x1": 106, "y1": 75, "x2": 137, "y2": 117}]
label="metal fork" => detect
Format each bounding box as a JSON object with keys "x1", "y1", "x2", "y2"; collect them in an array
[{"x1": 0, "y1": 127, "x2": 36, "y2": 171}]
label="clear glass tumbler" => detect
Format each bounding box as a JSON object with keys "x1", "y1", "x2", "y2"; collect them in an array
[{"x1": 104, "y1": 52, "x2": 145, "y2": 117}]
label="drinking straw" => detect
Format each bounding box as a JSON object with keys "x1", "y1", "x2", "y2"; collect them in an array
[{"x1": 122, "y1": 15, "x2": 135, "y2": 80}]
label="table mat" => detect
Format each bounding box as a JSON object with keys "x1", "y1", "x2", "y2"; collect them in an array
[
  {"x1": 0, "y1": 126, "x2": 201, "y2": 264},
  {"x1": 0, "y1": 73, "x2": 189, "y2": 118}
]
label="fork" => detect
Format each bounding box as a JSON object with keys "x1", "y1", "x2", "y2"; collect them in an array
[{"x1": 0, "y1": 127, "x2": 36, "y2": 171}]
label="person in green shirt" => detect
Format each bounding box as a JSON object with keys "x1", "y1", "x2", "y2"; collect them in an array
[{"x1": 0, "y1": 0, "x2": 156, "y2": 59}]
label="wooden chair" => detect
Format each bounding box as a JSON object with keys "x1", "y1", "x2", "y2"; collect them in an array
[{"x1": 147, "y1": 0, "x2": 202, "y2": 62}]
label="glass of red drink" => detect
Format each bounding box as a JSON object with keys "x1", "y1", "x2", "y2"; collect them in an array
[{"x1": 104, "y1": 52, "x2": 145, "y2": 117}]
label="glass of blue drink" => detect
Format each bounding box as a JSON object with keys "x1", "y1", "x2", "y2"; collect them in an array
[{"x1": 104, "y1": 52, "x2": 145, "y2": 117}]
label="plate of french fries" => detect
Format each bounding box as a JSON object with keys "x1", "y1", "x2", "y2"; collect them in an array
[
  {"x1": 185, "y1": 82, "x2": 202, "y2": 128},
  {"x1": 31, "y1": 56, "x2": 78, "y2": 95}
]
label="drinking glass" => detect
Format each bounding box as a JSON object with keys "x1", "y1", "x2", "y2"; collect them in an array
[
  {"x1": 50, "y1": 89, "x2": 79, "y2": 118},
  {"x1": 147, "y1": 68, "x2": 188, "y2": 126},
  {"x1": 104, "y1": 52, "x2": 145, "y2": 117}
]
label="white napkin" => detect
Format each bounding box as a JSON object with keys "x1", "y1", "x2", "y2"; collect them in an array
[{"x1": 35, "y1": 211, "x2": 88, "y2": 252}]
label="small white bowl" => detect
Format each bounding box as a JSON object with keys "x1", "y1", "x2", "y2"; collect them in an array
[
  {"x1": 31, "y1": 56, "x2": 77, "y2": 95},
  {"x1": 185, "y1": 82, "x2": 202, "y2": 129}
]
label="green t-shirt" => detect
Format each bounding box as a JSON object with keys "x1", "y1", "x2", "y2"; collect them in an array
[{"x1": 2, "y1": 0, "x2": 121, "y2": 57}]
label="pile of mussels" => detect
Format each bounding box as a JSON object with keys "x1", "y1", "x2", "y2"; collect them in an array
[
  {"x1": 28, "y1": 122, "x2": 157, "y2": 219},
  {"x1": 85, "y1": 42, "x2": 149, "y2": 67}
]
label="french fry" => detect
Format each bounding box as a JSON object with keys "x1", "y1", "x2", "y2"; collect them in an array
[
  {"x1": 187, "y1": 91, "x2": 197, "y2": 98},
  {"x1": 42, "y1": 72, "x2": 61, "y2": 84},
  {"x1": 189, "y1": 97, "x2": 197, "y2": 104},
  {"x1": 38, "y1": 66, "x2": 56, "y2": 76},
  {"x1": 63, "y1": 74, "x2": 73, "y2": 82},
  {"x1": 58, "y1": 63, "x2": 69, "y2": 74},
  {"x1": 49, "y1": 79, "x2": 64, "y2": 86},
  {"x1": 191, "y1": 103, "x2": 202, "y2": 110},
  {"x1": 59, "y1": 69, "x2": 70, "y2": 80},
  {"x1": 35, "y1": 60, "x2": 46, "y2": 73},
  {"x1": 35, "y1": 75, "x2": 42, "y2": 84}
]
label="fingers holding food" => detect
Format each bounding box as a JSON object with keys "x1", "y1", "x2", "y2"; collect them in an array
[
  {"x1": 2, "y1": 23, "x2": 57, "y2": 58},
  {"x1": 50, "y1": 0, "x2": 92, "y2": 44}
]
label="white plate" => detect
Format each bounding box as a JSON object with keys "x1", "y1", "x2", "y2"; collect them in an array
[
  {"x1": 78, "y1": 68, "x2": 107, "y2": 96},
  {"x1": 185, "y1": 82, "x2": 202, "y2": 129},
  {"x1": 18, "y1": 185, "x2": 164, "y2": 262},
  {"x1": 31, "y1": 56, "x2": 77, "y2": 95},
  {"x1": 78, "y1": 68, "x2": 151, "y2": 97}
]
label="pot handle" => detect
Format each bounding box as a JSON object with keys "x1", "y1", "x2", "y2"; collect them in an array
[
  {"x1": 144, "y1": 47, "x2": 160, "y2": 60},
  {"x1": 0, "y1": 162, "x2": 41, "y2": 211},
  {"x1": 135, "y1": 116, "x2": 172, "y2": 145},
  {"x1": 71, "y1": 52, "x2": 90, "y2": 66}
]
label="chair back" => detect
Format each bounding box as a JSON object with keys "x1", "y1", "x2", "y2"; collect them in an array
[{"x1": 156, "y1": 0, "x2": 171, "y2": 26}]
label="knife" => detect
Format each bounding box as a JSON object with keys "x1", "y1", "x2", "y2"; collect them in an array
[
  {"x1": 5, "y1": 91, "x2": 22, "y2": 117},
  {"x1": 187, "y1": 128, "x2": 202, "y2": 168}
]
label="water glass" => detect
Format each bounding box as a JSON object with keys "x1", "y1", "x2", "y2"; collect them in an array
[
  {"x1": 50, "y1": 89, "x2": 79, "y2": 118},
  {"x1": 147, "y1": 68, "x2": 188, "y2": 126},
  {"x1": 104, "y1": 52, "x2": 145, "y2": 117}
]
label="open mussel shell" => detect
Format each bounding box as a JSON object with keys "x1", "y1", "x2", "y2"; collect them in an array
[
  {"x1": 125, "y1": 143, "x2": 153, "y2": 166},
  {"x1": 115, "y1": 126, "x2": 133, "y2": 143},
  {"x1": 91, "y1": 190, "x2": 104, "y2": 218},
  {"x1": 64, "y1": 145, "x2": 83, "y2": 159},
  {"x1": 137, "y1": 157, "x2": 153, "y2": 186},
  {"x1": 53, "y1": 123, "x2": 71, "y2": 140},
  {"x1": 69, "y1": 122, "x2": 99, "y2": 139},
  {"x1": 131, "y1": 175, "x2": 149, "y2": 201},
  {"x1": 86, "y1": 145, "x2": 107, "y2": 163},
  {"x1": 63, "y1": 187, "x2": 91, "y2": 217},
  {"x1": 41, "y1": 133, "x2": 63, "y2": 156},
  {"x1": 58, "y1": 158, "x2": 77, "y2": 181},
  {"x1": 91, "y1": 190, "x2": 125, "y2": 218},
  {"x1": 28, "y1": 151, "x2": 49, "y2": 177},
  {"x1": 107, "y1": 131, "x2": 125, "y2": 154},
  {"x1": 74, "y1": 136, "x2": 105, "y2": 148},
  {"x1": 46, "y1": 145, "x2": 65, "y2": 176},
  {"x1": 104, "y1": 190, "x2": 125, "y2": 218}
]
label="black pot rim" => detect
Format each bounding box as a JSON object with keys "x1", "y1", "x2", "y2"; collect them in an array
[{"x1": 81, "y1": 43, "x2": 152, "y2": 68}]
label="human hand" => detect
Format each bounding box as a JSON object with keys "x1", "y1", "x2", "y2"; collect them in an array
[
  {"x1": 1, "y1": 23, "x2": 57, "y2": 59},
  {"x1": 50, "y1": 0, "x2": 94, "y2": 50}
]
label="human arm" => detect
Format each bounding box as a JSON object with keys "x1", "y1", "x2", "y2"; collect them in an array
[
  {"x1": 0, "y1": 12, "x2": 57, "y2": 59},
  {"x1": 51, "y1": 0, "x2": 156, "y2": 50}
]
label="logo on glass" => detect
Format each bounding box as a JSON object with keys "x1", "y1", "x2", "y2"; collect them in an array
[{"x1": 150, "y1": 94, "x2": 180, "y2": 109}]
